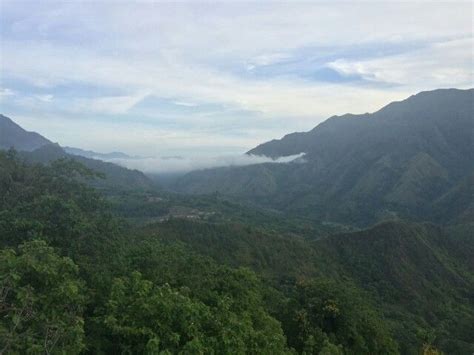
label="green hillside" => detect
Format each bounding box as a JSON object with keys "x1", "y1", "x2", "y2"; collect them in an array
[
  {"x1": 138, "y1": 218, "x2": 474, "y2": 354},
  {"x1": 2, "y1": 148, "x2": 472, "y2": 353}
]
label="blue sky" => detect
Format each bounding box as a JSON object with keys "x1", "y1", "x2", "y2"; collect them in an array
[{"x1": 0, "y1": 0, "x2": 472, "y2": 160}]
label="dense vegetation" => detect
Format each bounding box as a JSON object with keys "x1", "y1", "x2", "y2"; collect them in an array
[
  {"x1": 0, "y1": 151, "x2": 289, "y2": 353},
  {"x1": 140, "y1": 219, "x2": 474, "y2": 354},
  {"x1": 1, "y1": 151, "x2": 473, "y2": 354}
]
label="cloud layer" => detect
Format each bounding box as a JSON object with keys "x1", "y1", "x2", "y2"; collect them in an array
[{"x1": 107, "y1": 153, "x2": 306, "y2": 175}]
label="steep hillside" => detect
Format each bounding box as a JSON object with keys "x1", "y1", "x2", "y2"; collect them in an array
[
  {"x1": 141, "y1": 219, "x2": 474, "y2": 354},
  {"x1": 175, "y1": 89, "x2": 474, "y2": 225},
  {"x1": 249, "y1": 89, "x2": 472, "y2": 173},
  {"x1": 0, "y1": 114, "x2": 51, "y2": 151},
  {"x1": 316, "y1": 222, "x2": 474, "y2": 353},
  {"x1": 431, "y1": 174, "x2": 474, "y2": 224}
]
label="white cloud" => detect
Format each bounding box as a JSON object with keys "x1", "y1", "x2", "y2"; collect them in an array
[
  {"x1": 35, "y1": 94, "x2": 54, "y2": 102},
  {"x1": 247, "y1": 53, "x2": 292, "y2": 68},
  {"x1": 327, "y1": 37, "x2": 473, "y2": 87},
  {"x1": 172, "y1": 101, "x2": 198, "y2": 107},
  {"x1": 1, "y1": 1, "x2": 472, "y2": 157},
  {"x1": 1, "y1": 40, "x2": 419, "y2": 118},
  {"x1": 77, "y1": 93, "x2": 150, "y2": 115},
  {"x1": 108, "y1": 153, "x2": 306, "y2": 174},
  {"x1": 0, "y1": 88, "x2": 16, "y2": 98}
]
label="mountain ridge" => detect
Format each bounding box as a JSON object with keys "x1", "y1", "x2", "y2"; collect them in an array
[
  {"x1": 63, "y1": 146, "x2": 136, "y2": 160},
  {"x1": 0, "y1": 114, "x2": 156, "y2": 191},
  {"x1": 176, "y1": 88, "x2": 474, "y2": 226},
  {"x1": 0, "y1": 114, "x2": 52, "y2": 151}
]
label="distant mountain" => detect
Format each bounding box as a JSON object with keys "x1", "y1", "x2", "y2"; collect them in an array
[
  {"x1": 63, "y1": 146, "x2": 135, "y2": 160},
  {"x1": 20, "y1": 144, "x2": 155, "y2": 191},
  {"x1": 248, "y1": 88, "x2": 473, "y2": 172},
  {"x1": 0, "y1": 114, "x2": 52, "y2": 151},
  {"x1": 0, "y1": 114, "x2": 156, "y2": 191},
  {"x1": 175, "y1": 88, "x2": 474, "y2": 225}
]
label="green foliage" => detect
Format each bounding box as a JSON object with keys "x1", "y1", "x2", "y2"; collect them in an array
[
  {"x1": 316, "y1": 222, "x2": 474, "y2": 353},
  {"x1": 104, "y1": 238, "x2": 290, "y2": 353},
  {"x1": 0, "y1": 240, "x2": 86, "y2": 354},
  {"x1": 280, "y1": 279, "x2": 398, "y2": 354},
  {"x1": 141, "y1": 219, "x2": 474, "y2": 354},
  {"x1": 138, "y1": 219, "x2": 321, "y2": 280},
  {"x1": 102, "y1": 271, "x2": 288, "y2": 354},
  {"x1": 0, "y1": 151, "x2": 120, "y2": 257},
  {"x1": 0, "y1": 149, "x2": 473, "y2": 354}
]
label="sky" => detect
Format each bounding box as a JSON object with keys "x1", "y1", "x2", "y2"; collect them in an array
[{"x1": 0, "y1": 1, "x2": 473, "y2": 167}]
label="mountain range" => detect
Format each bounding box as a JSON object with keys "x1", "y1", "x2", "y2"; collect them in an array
[
  {"x1": 63, "y1": 146, "x2": 136, "y2": 160},
  {"x1": 174, "y1": 88, "x2": 474, "y2": 226},
  {"x1": 2, "y1": 88, "x2": 472, "y2": 223},
  {"x1": 0, "y1": 114, "x2": 155, "y2": 191},
  {"x1": 1, "y1": 88, "x2": 473, "y2": 353}
]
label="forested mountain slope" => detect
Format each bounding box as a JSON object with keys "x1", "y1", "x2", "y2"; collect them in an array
[
  {"x1": 317, "y1": 222, "x2": 474, "y2": 353},
  {"x1": 140, "y1": 218, "x2": 474, "y2": 354},
  {"x1": 1, "y1": 90, "x2": 472, "y2": 354},
  {"x1": 0, "y1": 150, "x2": 402, "y2": 354},
  {"x1": 175, "y1": 89, "x2": 474, "y2": 226},
  {"x1": 0, "y1": 115, "x2": 156, "y2": 191},
  {"x1": 1, "y1": 146, "x2": 473, "y2": 353},
  {"x1": 0, "y1": 152, "x2": 288, "y2": 353}
]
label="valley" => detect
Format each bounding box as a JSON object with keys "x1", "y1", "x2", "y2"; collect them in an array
[{"x1": 1, "y1": 88, "x2": 473, "y2": 353}]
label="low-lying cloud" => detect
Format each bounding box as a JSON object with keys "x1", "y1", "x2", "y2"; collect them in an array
[{"x1": 104, "y1": 153, "x2": 306, "y2": 175}]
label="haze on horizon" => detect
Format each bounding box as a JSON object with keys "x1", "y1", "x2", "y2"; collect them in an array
[{"x1": 0, "y1": 0, "x2": 473, "y2": 161}]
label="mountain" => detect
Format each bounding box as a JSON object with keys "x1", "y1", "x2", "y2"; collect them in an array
[
  {"x1": 0, "y1": 114, "x2": 135, "y2": 160},
  {"x1": 248, "y1": 88, "x2": 473, "y2": 166},
  {"x1": 19, "y1": 143, "x2": 155, "y2": 191},
  {"x1": 175, "y1": 88, "x2": 474, "y2": 226},
  {"x1": 63, "y1": 146, "x2": 135, "y2": 160},
  {"x1": 0, "y1": 114, "x2": 52, "y2": 151},
  {"x1": 0, "y1": 114, "x2": 156, "y2": 191},
  {"x1": 431, "y1": 173, "x2": 474, "y2": 224},
  {"x1": 2, "y1": 128, "x2": 473, "y2": 354}
]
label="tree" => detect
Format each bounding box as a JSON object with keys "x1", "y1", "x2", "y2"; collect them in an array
[
  {"x1": 0, "y1": 240, "x2": 86, "y2": 354},
  {"x1": 280, "y1": 278, "x2": 399, "y2": 354},
  {"x1": 101, "y1": 270, "x2": 289, "y2": 354}
]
